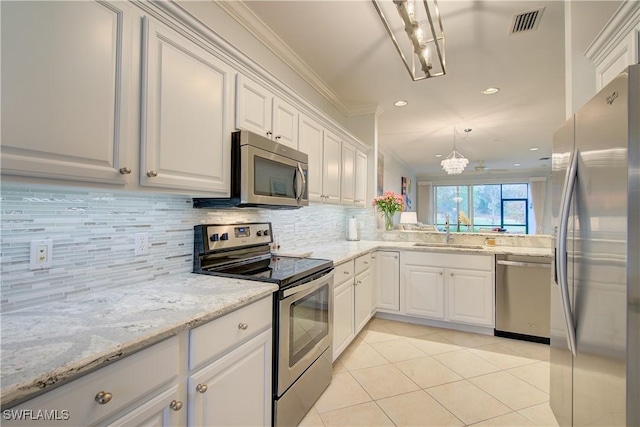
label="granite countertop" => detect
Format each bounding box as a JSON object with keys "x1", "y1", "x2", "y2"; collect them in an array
[
  {"x1": 0, "y1": 274, "x2": 278, "y2": 408},
  {"x1": 1, "y1": 238, "x2": 551, "y2": 408}
]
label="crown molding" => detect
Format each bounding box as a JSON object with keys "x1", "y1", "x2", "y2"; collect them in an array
[
  {"x1": 348, "y1": 104, "x2": 385, "y2": 117},
  {"x1": 585, "y1": 0, "x2": 640, "y2": 63},
  {"x1": 216, "y1": 1, "x2": 352, "y2": 116}
]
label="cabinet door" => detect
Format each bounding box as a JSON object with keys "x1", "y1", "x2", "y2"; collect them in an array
[
  {"x1": 333, "y1": 278, "x2": 355, "y2": 361},
  {"x1": 447, "y1": 269, "x2": 494, "y2": 327},
  {"x1": 403, "y1": 265, "x2": 445, "y2": 319},
  {"x1": 354, "y1": 269, "x2": 373, "y2": 333},
  {"x1": 298, "y1": 114, "x2": 324, "y2": 202},
  {"x1": 354, "y1": 150, "x2": 368, "y2": 207},
  {"x1": 188, "y1": 329, "x2": 271, "y2": 427},
  {"x1": 236, "y1": 75, "x2": 272, "y2": 137},
  {"x1": 141, "y1": 18, "x2": 233, "y2": 193},
  {"x1": 272, "y1": 97, "x2": 299, "y2": 148},
  {"x1": 374, "y1": 251, "x2": 400, "y2": 312},
  {"x1": 322, "y1": 131, "x2": 342, "y2": 204},
  {"x1": 1, "y1": 1, "x2": 134, "y2": 184},
  {"x1": 107, "y1": 385, "x2": 185, "y2": 427},
  {"x1": 341, "y1": 142, "x2": 356, "y2": 205}
]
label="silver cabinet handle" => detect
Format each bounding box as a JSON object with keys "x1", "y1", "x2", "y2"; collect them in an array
[
  {"x1": 95, "y1": 391, "x2": 112, "y2": 405},
  {"x1": 146, "y1": 170, "x2": 158, "y2": 177},
  {"x1": 497, "y1": 260, "x2": 551, "y2": 268},
  {"x1": 169, "y1": 400, "x2": 183, "y2": 411},
  {"x1": 238, "y1": 323, "x2": 248, "y2": 330},
  {"x1": 119, "y1": 167, "x2": 132, "y2": 175},
  {"x1": 196, "y1": 384, "x2": 208, "y2": 394}
]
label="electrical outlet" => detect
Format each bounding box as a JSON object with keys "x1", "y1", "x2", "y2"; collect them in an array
[
  {"x1": 135, "y1": 233, "x2": 149, "y2": 255},
  {"x1": 30, "y1": 239, "x2": 53, "y2": 270}
]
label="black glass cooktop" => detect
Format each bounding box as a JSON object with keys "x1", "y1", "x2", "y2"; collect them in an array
[{"x1": 200, "y1": 256, "x2": 333, "y2": 288}]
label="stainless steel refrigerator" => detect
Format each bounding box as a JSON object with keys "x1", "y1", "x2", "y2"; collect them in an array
[{"x1": 550, "y1": 64, "x2": 639, "y2": 426}]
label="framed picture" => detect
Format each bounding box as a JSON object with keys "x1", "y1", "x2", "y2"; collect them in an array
[
  {"x1": 401, "y1": 176, "x2": 412, "y2": 210},
  {"x1": 270, "y1": 178, "x2": 289, "y2": 197}
]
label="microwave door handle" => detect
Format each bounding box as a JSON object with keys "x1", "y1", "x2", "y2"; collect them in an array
[{"x1": 295, "y1": 163, "x2": 306, "y2": 203}]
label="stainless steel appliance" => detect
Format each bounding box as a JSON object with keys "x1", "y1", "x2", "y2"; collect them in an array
[
  {"x1": 550, "y1": 64, "x2": 639, "y2": 426},
  {"x1": 495, "y1": 254, "x2": 551, "y2": 343},
  {"x1": 193, "y1": 223, "x2": 333, "y2": 427},
  {"x1": 193, "y1": 130, "x2": 309, "y2": 209}
]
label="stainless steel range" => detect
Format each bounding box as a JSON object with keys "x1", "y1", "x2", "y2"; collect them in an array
[{"x1": 193, "y1": 222, "x2": 334, "y2": 426}]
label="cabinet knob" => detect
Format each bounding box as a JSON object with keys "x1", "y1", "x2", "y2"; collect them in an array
[
  {"x1": 118, "y1": 167, "x2": 132, "y2": 175},
  {"x1": 169, "y1": 400, "x2": 183, "y2": 411},
  {"x1": 196, "y1": 384, "x2": 208, "y2": 394},
  {"x1": 356, "y1": 280, "x2": 361, "y2": 285},
  {"x1": 238, "y1": 322, "x2": 248, "y2": 330},
  {"x1": 95, "y1": 391, "x2": 113, "y2": 405},
  {"x1": 146, "y1": 170, "x2": 158, "y2": 177},
  {"x1": 371, "y1": 256, "x2": 376, "y2": 259},
  {"x1": 266, "y1": 131, "x2": 273, "y2": 136},
  {"x1": 439, "y1": 272, "x2": 443, "y2": 275},
  {"x1": 450, "y1": 273, "x2": 454, "y2": 277},
  {"x1": 364, "y1": 261, "x2": 369, "y2": 265},
  {"x1": 343, "y1": 271, "x2": 350, "y2": 275},
  {"x1": 275, "y1": 135, "x2": 281, "y2": 140},
  {"x1": 395, "y1": 256, "x2": 398, "y2": 259}
]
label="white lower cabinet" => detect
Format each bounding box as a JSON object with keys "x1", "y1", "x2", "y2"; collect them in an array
[
  {"x1": 401, "y1": 251, "x2": 494, "y2": 328},
  {"x1": 3, "y1": 297, "x2": 273, "y2": 427},
  {"x1": 107, "y1": 385, "x2": 183, "y2": 427},
  {"x1": 332, "y1": 253, "x2": 373, "y2": 360},
  {"x1": 373, "y1": 251, "x2": 400, "y2": 312},
  {"x1": 404, "y1": 265, "x2": 445, "y2": 319},
  {"x1": 187, "y1": 329, "x2": 272, "y2": 427}
]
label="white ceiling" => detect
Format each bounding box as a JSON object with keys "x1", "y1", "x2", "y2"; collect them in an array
[{"x1": 236, "y1": 0, "x2": 570, "y2": 178}]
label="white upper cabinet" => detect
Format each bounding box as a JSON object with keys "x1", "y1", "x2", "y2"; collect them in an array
[
  {"x1": 272, "y1": 97, "x2": 299, "y2": 148},
  {"x1": 355, "y1": 150, "x2": 368, "y2": 207},
  {"x1": 322, "y1": 130, "x2": 342, "y2": 204},
  {"x1": 298, "y1": 114, "x2": 324, "y2": 201},
  {"x1": 236, "y1": 75, "x2": 299, "y2": 148},
  {"x1": 341, "y1": 142, "x2": 356, "y2": 205},
  {"x1": 140, "y1": 17, "x2": 233, "y2": 193},
  {"x1": 236, "y1": 75, "x2": 272, "y2": 137},
  {"x1": 1, "y1": 1, "x2": 135, "y2": 184}
]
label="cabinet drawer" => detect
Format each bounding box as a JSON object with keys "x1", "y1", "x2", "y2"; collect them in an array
[
  {"x1": 355, "y1": 253, "x2": 372, "y2": 274},
  {"x1": 5, "y1": 336, "x2": 179, "y2": 427},
  {"x1": 402, "y1": 251, "x2": 493, "y2": 271},
  {"x1": 189, "y1": 296, "x2": 272, "y2": 370},
  {"x1": 334, "y1": 261, "x2": 355, "y2": 286}
]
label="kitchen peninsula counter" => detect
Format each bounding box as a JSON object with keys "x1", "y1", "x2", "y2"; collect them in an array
[{"x1": 0, "y1": 274, "x2": 277, "y2": 409}]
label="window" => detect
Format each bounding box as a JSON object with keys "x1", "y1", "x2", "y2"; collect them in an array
[{"x1": 434, "y1": 183, "x2": 529, "y2": 233}]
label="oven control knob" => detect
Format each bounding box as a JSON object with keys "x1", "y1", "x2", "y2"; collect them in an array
[
  {"x1": 220, "y1": 233, "x2": 229, "y2": 241},
  {"x1": 257, "y1": 231, "x2": 262, "y2": 236},
  {"x1": 263, "y1": 229, "x2": 270, "y2": 236},
  {"x1": 210, "y1": 234, "x2": 219, "y2": 242}
]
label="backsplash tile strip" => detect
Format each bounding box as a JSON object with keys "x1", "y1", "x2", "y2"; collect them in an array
[{"x1": 1, "y1": 183, "x2": 375, "y2": 312}]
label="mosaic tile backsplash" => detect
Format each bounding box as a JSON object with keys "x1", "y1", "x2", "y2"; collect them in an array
[{"x1": 1, "y1": 184, "x2": 375, "y2": 312}]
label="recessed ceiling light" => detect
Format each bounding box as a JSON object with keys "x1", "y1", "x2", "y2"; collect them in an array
[
  {"x1": 481, "y1": 87, "x2": 500, "y2": 95},
  {"x1": 435, "y1": 154, "x2": 443, "y2": 158},
  {"x1": 514, "y1": 163, "x2": 521, "y2": 166},
  {"x1": 394, "y1": 100, "x2": 408, "y2": 107},
  {"x1": 530, "y1": 147, "x2": 539, "y2": 151}
]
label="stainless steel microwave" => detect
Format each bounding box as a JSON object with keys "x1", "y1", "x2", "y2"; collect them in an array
[{"x1": 193, "y1": 130, "x2": 309, "y2": 209}]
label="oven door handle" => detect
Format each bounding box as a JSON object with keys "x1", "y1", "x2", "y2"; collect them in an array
[
  {"x1": 294, "y1": 162, "x2": 306, "y2": 204},
  {"x1": 282, "y1": 270, "x2": 334, "y2": 298}
]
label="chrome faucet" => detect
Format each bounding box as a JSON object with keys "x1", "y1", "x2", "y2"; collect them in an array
[{"x1": 445, "y1": 214, "x2": 450, "y2": 244}]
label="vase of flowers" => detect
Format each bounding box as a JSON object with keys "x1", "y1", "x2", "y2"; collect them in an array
[{"x1": 372, "y1": 191, "x2": 405, "y2": 231}]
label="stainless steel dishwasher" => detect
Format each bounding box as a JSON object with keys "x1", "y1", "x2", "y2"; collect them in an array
[{"x1": 495, "y1": 254, "x2": 551, "y2": 343}]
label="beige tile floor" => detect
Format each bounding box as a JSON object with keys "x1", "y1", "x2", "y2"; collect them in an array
[{"x1": 299, "y1": 317, "x2": 559, "y2": 427}]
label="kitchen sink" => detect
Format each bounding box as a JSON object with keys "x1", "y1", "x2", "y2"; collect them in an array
[{"x1": 412, "y1": 242, "x2": 486, "y2": 250}]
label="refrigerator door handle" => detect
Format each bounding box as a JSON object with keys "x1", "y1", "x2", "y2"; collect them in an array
[{"x1": 557, "y1": 148, "x2": 579, "y2": 357}]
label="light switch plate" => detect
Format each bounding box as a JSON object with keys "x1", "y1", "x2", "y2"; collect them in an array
[{"x1": 30, "y1": 239, "x2": 53, "y2": 270}]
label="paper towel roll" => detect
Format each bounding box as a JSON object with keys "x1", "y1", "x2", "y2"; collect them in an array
[{"x1": 347, "y1": 217, "x2": 359, "y2": 241}]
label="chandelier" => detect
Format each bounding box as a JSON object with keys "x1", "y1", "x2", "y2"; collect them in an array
[
  {"x1": 372, "y1": 0, "x2": 446, "y2": 81},
  {"x1": 441, "y1": 128, "x2": 469, "y2": 175}
]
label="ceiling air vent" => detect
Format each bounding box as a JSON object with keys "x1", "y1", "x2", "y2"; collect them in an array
[{"x1": 510, "y1": 7, "x2": 545, "y2": 35}]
